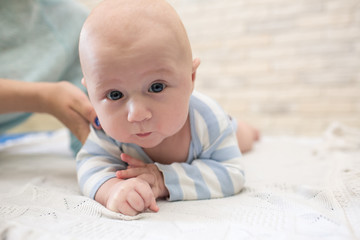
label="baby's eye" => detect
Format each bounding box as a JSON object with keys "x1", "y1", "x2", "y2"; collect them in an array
[
  {"x1": 106, "y1": 90, "x2": 123, "y2": 100},
  {"x1": 149, "y1": 82, "x2": 166, "y2": 93}
]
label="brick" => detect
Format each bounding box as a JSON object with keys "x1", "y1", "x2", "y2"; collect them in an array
[
  {"x1": 325, "y1": 0, "x2": 360, "y2": 12},
  {"x1": 296, "y1": 13, "x2": 351, "y2": 28},
  {"x1": 273, "y1": 29, "x2": 325, "y2": 44}
]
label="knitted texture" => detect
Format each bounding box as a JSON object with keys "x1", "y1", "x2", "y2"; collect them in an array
[{"x1": 0, "y1": 125, "x2": 359, "y2": 240}]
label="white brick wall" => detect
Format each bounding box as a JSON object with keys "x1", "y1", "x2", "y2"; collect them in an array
[{"x1": 80, "y1": 0, "x2": 360, "y2": 136}]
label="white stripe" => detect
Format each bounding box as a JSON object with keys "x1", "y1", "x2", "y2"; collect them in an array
[{"x1": 171, "y1": 163, "x2": 197, "y2": 200}]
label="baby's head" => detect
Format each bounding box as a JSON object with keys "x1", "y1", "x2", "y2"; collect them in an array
[{"x1": 79, "y1": 0, "x2": 200, "y2": 148}]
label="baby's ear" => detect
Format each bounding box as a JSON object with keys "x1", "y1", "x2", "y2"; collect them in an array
[
  {"x1": 192, "y1": 58, "x2": 201, "y2": 82},
  {"x1": 81, "y1": 78, "x2": 87, "y2": 88}
]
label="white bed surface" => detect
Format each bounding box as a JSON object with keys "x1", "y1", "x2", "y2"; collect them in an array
[{"x1": 0, "y1": 123, "x2": 359, "y2": 240}]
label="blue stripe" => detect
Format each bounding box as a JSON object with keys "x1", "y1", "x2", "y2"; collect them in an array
[
  {"x1": 203, "y1": 160, "x2": 235, "y2": 197},
  {"x1": 186, "y1": 140, "x2": 195, "y2": 163},
  {"x1": 190, "y1": 94, "x2": 220, "y2": 145},
  {"x1": 182, "y1": 163, "x2": 211, "y2": 200},
  {"x1": 188, "y1": 104, "x2": 201, "y2": 162},
  {"x1": 211, "y1": 146, "x2": 242, "y2": 162},
  {"x1": 186, "y1": 101, "x2": 202, "y2": 163},
  {"x1": 156, "y1": 164, "x2": 184, "y2": 201}
]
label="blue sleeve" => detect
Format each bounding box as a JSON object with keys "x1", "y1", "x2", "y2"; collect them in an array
[{"x1": 76, "y1": 126, "x2": 127, "y2": 199}]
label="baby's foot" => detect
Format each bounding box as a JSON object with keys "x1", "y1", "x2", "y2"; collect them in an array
[{"x1": 236, "y1": 120, "x2": 260, "y2": 153}]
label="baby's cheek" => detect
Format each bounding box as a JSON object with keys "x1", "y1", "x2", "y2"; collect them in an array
[
  {"x1": 105, "y1": 123, "x2": 128, "y2": 142},
  {"x1": 97, "y1": 116, "x2": 115, "y2": 134}
]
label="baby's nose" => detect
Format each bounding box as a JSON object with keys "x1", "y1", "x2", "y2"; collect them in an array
[{"x1": 127, "y1": 98, "x2": 152, "y2": 123}]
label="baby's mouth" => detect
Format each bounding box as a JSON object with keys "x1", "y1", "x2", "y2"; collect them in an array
[{"x1": 136, "y1": 132, "x2": 152, "y2": 137}]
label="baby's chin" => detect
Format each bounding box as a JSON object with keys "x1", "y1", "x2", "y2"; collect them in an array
[
  {"x1": 114, "y1": 135, "x2": 165, "y2": 149},
  {"x1": 135, "y1": 139, "x2": 163, "y2": 150}
]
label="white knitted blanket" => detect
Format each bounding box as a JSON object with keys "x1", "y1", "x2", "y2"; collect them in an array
[{"x1": 0, "y1": 123, "x2": 359, "y2": 240}]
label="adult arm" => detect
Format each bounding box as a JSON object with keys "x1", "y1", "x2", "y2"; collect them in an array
[{"x1": 0, "y1": 78, "x2": 97, "y2": 143}]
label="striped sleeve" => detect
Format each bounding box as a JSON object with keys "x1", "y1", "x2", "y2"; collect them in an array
[
  {"x1": 76, "y1": 126, "x2": 127, "y2": 199},
  {"x1": 155, "y1": 92, "x2": 245, "y2": 201}
]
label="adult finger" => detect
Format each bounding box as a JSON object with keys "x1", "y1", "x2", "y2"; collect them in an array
[
  {"x1": 70, "y1": 94, "x2": 100, "y2": 130},
  {"x1": 60, "y1": 107, "x2": 90, "y2": 144}
]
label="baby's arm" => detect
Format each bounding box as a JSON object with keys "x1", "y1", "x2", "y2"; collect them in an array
[{"x1": 76, "y1": 127, "x2": 158, "y2": 215}]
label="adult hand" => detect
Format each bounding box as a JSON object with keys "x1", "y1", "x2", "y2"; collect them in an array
[
  {"x1": 0, "y1": 79, "x2": 100, "y2": 143},
  {"x1": 40, "y1": 81, "x2": 100, "y2": 144},
  {"x1": 116, "y1": 153, "x2": 169, "y2": 199}
]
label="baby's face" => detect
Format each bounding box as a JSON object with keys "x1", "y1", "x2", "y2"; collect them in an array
[{"x1": 83, "y1": 34, "x2": 196, "y2": 149}]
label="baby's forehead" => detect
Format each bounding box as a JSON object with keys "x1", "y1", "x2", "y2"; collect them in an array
[
  {"x1": 80, "y1": 0, "x2": 193, "y2": 71},
  {"x1": 89, "y1": 0, "x2": 189, "y2": 46}
]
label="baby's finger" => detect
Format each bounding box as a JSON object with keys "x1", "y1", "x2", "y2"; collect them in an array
[
  {"x1": 127, "y1": 191, "x2": 145, "y2": 212},
  {"x1": 62, "y1": 108, "x2": 90, "y2": 144},
  {"x1": 116, "y1": 168, "x2": 146, "y2": 179},
  {"x1": 134, "y1": 180, "x2": 158, "y2": 213},
  {"x1": 148, "y1": 197, "x2": 159, "y2": 213},
  {"x1": 107, "y1": 198, "x2": 138, "y2": 216},
  {"x1": 120, "y1": 202, "x2": 139, "y2": 216},
  {"x1": 136, "y1": 173, "x2": 156, "y2": 186},
  {"x1": 121, "y1": 153, "x2": 146, "y2": 167},
  {"x1": 71, "y1": 90, "x2": 100, "y2": 130}
]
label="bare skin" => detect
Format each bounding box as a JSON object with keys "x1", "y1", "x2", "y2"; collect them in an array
[
  {"x1": 0, "y1": 79, "x2": 99, "y2": 144},
  {"x1": 236, "y1": 120, "x2": 260, "y2": 153}
]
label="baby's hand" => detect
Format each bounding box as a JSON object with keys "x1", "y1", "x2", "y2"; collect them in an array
[
  {"x1": 106, "y1": 178, "x2": 159, "y2": 216},
  {"x1": 116, "y1": 153, "x2": 169, "y2": 199}
]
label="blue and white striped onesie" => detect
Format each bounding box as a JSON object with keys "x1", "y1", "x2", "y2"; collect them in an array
[{"x1": 76, "y1": 91, "x2": 245, "y2": 201}]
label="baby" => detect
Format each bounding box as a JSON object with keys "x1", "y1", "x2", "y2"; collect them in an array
[{"x1": 77, "y1": 0, "x2": 258, "y2": 216}]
